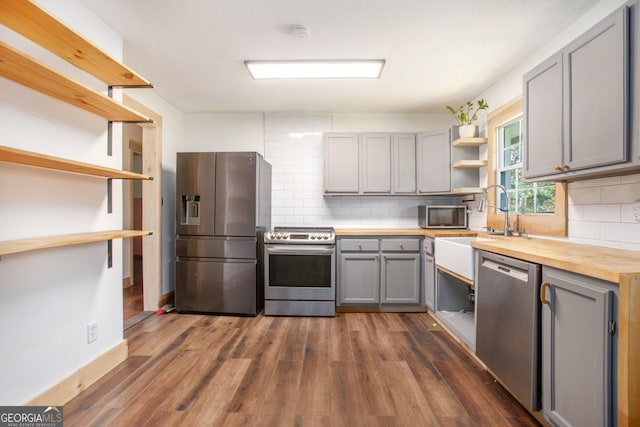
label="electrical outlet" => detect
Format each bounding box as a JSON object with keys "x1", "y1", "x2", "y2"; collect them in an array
[
  {"x1": 87, "y1": 322, "x2": 98, "y2": 344},
  {"x1": 632, "y1": 199, "x2": 640, "y2": 223}
]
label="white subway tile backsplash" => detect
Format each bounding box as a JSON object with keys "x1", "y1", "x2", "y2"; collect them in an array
[
  {"x1": 620, "y1": 173, "x2": 640, "y2": 184},
  {"x1": 568, "y1": 187, "x2": 601, "y2": 205},
  {"x1": 579, "y1": 176, "x2": 621, "y2": 188},
  {"x1": 568, "y1": 221, "x2": 601, "y2": 239},
  {"x1": 600, "y1": 222, "x2": 640, "y2": 244},
  {"x1": 600, "y1": 182, "x2": 640, "y2": 204},
  {"x1": 582, "y1": 204, "x2": 621, "y2": 222}
]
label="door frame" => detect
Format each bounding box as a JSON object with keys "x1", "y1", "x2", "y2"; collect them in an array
[{"x1": 124, "y1": 94, "x2": 162, "y2": 311}]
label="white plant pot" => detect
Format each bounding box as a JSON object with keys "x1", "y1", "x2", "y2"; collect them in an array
[{"x1": 458, "y1": 125, "x2": 476, "y2": 138}]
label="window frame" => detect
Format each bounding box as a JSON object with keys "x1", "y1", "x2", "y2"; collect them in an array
[{"x1": 486, "y1": 96, "x2": 567, "y2": 236}]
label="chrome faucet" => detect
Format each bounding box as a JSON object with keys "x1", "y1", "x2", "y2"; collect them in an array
[{"x1": 478, "y1": 184, "x2": 511, "y2": 236}]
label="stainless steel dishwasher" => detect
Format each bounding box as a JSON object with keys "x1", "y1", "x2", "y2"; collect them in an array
[{"x1": 476, "y1": 250, "x2": 542, "y2": 412}]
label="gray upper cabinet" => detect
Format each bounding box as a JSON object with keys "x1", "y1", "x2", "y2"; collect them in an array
[
  {"x1": 323, "y1": 133, "x2": 359, "y2": 193},
  {"x1": 564, "y1": 6, "x2": 628, "y2": 171},
  {"x1": 524, "y1": 4, "x2": 635, "y2": 181},
  {"x1": 392, "y1": 133, "x2": 417, "y2": 194},
  {"x1": 541, "y1": 267, "x2": 617, "y2": 427},
  {"x1": 360, "y1": 133, "x2": 392, "y2": 193},
  {"x1": 417, "y1": 129, "x2": 451, "y2": 193},
  {"x1": 524, "y1": 53, "x2": 564, "y2": 179}
]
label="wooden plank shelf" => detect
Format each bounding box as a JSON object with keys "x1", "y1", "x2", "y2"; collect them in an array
[
  {"x1": 0, "y1": 42, "x2": 151, "y2": 122},
  {"x1": 452, "y1": 187, "x2": 484, "y2": 194},
  {"x1": 452, "y1": 137, "x2": 488, "y2": 147},
  {"x1": 0, "y1": 230, "x2": 152, "y2": 257},
  {"x1": 452, "y1": 159, "x2": 488, "y2": 168},
  {"x1": 0, "y1": 145, "x2": 152, "y2": 180},
  {"x1": 0, "y1": 0, "x2": 151, "y2": 87}
]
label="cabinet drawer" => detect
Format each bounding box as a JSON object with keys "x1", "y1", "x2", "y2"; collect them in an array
[
  {"x1": 340, "y1": 239, "x2": 379, "y2": 252},
  {"x1": 380, "y1": 239, "x2": 420, "y2": 252}
]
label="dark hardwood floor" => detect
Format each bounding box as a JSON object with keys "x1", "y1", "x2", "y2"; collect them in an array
[
  {"x1": 123, "y1": 256, "x2": 143, "y2": 321},
  {"x1": 64, "y1": 312, "x2": 540, "y2": 426}
]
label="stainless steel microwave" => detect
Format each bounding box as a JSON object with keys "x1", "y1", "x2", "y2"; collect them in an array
[{"x1": 418, "y1": 205, "x2": 467, "y2": 229}]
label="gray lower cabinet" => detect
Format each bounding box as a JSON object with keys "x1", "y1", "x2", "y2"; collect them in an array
[
  {"x1": 338, "y1": 237, "x2": 421, "y2": 306},
  {"x1": 524, "y1": 3, "x2": 633, "y2": 181},
  {"x1": 541, "y1": 266, "x2": 618, "y2": 427},
  {"x1": 381, "y1": 253, "x2": 420, "y2": 303}
]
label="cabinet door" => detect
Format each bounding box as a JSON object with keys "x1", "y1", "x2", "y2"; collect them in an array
[
  {"x1": 564, "y1": 6, "x2": 629, "y2": 171},
  {"x1": 392, "y1": 133, "x2": 416, "y2": 194},
  {"x1": 424, "y1": 254, "x2": 435, "y2": 310},
  {"x1": 523, "y1": 52, "x2": 564, "y2": 179},
  {"x1": 324, "y1": 133, "x2": 359, "y2": 193},
  {"x1": 381, "y1": 253, "x2": 420, "y2": 304},
  {"x1": 360, "y1": 133, "x2": 391, "y2": 193},
  {"x1": 339, "y1": 253, "x2": 380, "y2": 304},
  {"x1": 541, "y1": 268, "x2": 615, "y2": 427},
  {"x1": 416, "y1": 129, "x2": 451, "y2": 193}
]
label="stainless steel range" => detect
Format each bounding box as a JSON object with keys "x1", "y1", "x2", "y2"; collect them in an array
[{"x1": 264, "y1": 226, "x2": 335, "y2": 316}]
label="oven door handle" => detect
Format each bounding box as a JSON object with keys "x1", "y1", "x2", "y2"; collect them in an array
[{"x1": 265, "y1": 246, "x2": 335, "y2": 256}]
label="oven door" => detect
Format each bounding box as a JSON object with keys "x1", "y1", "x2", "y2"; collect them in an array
[{"x1": 264, "y1": 244, "x2": 335, "y2": 301}]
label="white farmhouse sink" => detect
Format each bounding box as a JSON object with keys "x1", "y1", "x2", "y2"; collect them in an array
[{"x1": 434, "y1": 237, "x2": 490, "y2": 281}]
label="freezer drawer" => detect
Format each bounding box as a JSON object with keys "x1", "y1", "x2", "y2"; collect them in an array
[
  {"x1": 176, "y1": 236, "x2": 256, "y2": 259},
  {"x1": 176, "y1": 259, "x2": 260, "y2": 315}
]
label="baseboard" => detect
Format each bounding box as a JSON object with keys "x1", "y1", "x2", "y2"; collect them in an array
[
  {"x1": 122, "y1": 276, "x2": 132, "y2": 289},
  {"x1": 158, "y1": 290, "x2": 174, "y2": 308},
  {"x1": 25, "y1": 340, "x2": 128, "y2": 406}
]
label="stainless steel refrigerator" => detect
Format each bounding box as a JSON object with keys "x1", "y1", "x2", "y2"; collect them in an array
[{"x1": 175, "y1": 152, "x2": 271, "y2": 315}]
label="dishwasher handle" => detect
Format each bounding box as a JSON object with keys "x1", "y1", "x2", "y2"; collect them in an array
[{"x1": 481, "y1": 259, "x2": 529, "y2": 282}]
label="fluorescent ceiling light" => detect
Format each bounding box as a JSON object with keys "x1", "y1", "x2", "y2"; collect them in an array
[{"x1": 245, "y1": 60, "x2": 385, "y2": 79}]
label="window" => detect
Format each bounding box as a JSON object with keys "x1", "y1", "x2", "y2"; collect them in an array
[
  {"x1": 486, "y1": 96, "x2": 567, "y2": 236},
  {"x1": 496, "y1": 117, "x2": 556, "y2": 214}
]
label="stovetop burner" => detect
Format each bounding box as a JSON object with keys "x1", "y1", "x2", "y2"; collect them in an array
[{"x1": 264, "y1": 226, "x2": 335, "y2": 244}]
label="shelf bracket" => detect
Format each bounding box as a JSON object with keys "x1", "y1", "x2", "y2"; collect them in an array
[
  {"x1": 107, "y1": 239, "x2": 113, "y2": 268},
  {"x1": 107, "y1": 86, "x2": 113, "y2": 156},
  {"x1": 107, "y1": 179, "x2": 113, "y2": 214}
]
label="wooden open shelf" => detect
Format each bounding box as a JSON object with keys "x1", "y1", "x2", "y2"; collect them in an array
[
  {"x1": 452, "y1": 137, "x2": 488, "y2": 147},
  {"x1": 452, "y1": 187, "x2": 484, "y2": 194},
  {"x1": 0, "y1": 42, "x2": 151, "y2": 122},
  {"x1": 0, "y1": 0, "x2": 151, "y2": 87},
  {"x1": 0, "y1": 230, "x2": 152, "y2": 257},
  {"x1": 0, "y1": 145, "x2": 152, "y2": 180},
  {"x1": 452, "y1": 159, "x2": 488, "y2": 169}
]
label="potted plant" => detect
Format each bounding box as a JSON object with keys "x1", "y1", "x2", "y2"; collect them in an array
[{"x1": 446, "y1": 99, "x2": 489, "y2": 138}]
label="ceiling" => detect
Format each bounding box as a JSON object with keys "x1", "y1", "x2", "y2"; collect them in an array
[{"x1": 80, "y1": 0, "x2": 600, "y2": 114}]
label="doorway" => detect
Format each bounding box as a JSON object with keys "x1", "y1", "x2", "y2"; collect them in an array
[
  {"x1": 123, "y1": 131, "x2": 144, "y2": 322},
  {"x1": 122, "y1": 95, "x2": 163, "y2": 328}
]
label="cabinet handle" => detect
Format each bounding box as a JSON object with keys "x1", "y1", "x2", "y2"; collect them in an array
[
  {"x1": 540, "y1": 282, "x2": 551, "y2": 305},
  {"x1": 554, "y1": 165, "x2": 562, "y2": 171},
  {"x1": 561, "y1": 164, "x2": 569, "y2": 170},
  {"x1": 358, "y1": 243, "x2": 363, "y2": 250},
  {"x1": 399, "y1": 243, "x2": 404, "y2": 249}
]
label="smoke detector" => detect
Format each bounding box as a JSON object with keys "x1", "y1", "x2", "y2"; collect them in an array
[{"x1": 291, "y1": 25, "x2": 311, "y2": 39}]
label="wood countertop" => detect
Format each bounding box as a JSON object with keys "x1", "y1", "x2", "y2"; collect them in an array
[
  {"x1": 334, "y1": 228, "x2": 478, "y2": 238},
  {"x1": 470, "y1": 236, "x2": 640, "y2": 283}
]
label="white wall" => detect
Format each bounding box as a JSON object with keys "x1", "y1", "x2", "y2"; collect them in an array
[
  {"x1": 184, "y1": 113, "x2": 264, "y2": 154},
  {"x1": 264, "y1": 113, "x2": 463, "y2": 227},
  {"x1": 476, "y1": 0, "x2": 640, "y2": 249},
  {"x1": 0, "y1": 0, "x2": 127, "y2": 404}
]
